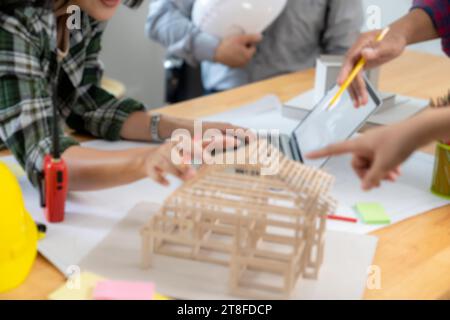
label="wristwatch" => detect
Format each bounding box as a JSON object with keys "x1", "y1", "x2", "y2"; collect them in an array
[{"x1": 150, "y1": 113, "x2": 164, "y2": 143}]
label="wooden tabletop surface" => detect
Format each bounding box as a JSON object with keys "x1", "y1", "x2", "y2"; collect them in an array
[{"x1": 1, "y1": 51, "x2": 449, "y2": 300}]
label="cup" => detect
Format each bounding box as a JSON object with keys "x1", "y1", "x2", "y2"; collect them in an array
[{"x1": 431, "y1": 142, "x2": 450, "y2": 199}]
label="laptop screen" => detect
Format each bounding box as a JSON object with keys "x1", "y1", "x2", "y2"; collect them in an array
[{"x1": 292, "y1": 79, "x2": 381, "y2": 168}]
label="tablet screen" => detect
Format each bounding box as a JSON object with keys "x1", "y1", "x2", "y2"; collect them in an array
[{"x1": 293, "y1": 80, "x2": 381, "y2": 168}]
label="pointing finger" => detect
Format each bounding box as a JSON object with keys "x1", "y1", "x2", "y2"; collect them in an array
[{"x1": 306, "y1": 140, "x2": 356, "y2": 159}]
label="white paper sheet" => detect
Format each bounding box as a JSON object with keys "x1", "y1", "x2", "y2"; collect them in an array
[
  {"x1": 79, "y1": 202, "x2": 379, "y2": 300},
  {"x1": 325, "y1": 153, "x2": 448, "y2": 234}
]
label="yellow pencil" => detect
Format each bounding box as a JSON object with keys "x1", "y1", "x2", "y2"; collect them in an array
[{"x1": 327, "y1": 27, "x2": 390, "y2": 110}]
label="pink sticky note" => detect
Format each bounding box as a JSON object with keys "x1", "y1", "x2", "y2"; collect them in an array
[{"x1": 93, "y1": 280, "x2": 155, "y2": 300}]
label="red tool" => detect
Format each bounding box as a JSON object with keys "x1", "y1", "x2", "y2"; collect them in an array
[
  {"x1": 42, "y1": 155, "x2": 68, "y2": 223},
  {"x1": 39, "y1": 62, "x2": 68, "y2": 223},
  {"x1": 327, "y1": 215, "x2": 358, "y2": 223}
]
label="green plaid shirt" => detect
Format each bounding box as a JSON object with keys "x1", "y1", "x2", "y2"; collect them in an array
[{"x1": 0, "y1": 6, "x2": 146, "y2": 186}]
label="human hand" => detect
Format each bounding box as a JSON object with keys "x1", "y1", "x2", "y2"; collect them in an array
[
  {"x1": 339, "y1": 30, "x2": 407, "y2": 107},
  {"x1": 160, "y1": 115, "x2": 255, "y2": 148},
  {"x1": 201, "y1": 120, "x2": 256, "y2": 146},
  {"x1": 144, "y1": 141, "x2": 197, "y2": 186},
  {"x1": 306, "y1": 124, "x2": 419, "y2": 190},
  {"x1": 214, "y1": 34, "x2": 262, "y2": 68},
  {"x1": 145, "y1": 128, "x2": 256, "y2": 186}
]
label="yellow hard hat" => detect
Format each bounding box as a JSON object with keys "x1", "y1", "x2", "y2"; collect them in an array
[{"x1": 0, "y1": 162, "x2": 37, "y2": 293}]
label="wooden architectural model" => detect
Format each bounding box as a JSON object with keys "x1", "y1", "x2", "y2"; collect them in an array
[{"x1": 141, "y1": 141, "x2": 336, "y2": 299}]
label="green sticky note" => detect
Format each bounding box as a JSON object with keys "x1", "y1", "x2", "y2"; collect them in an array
[{"x1": 355, "y1": 203, "x2": 391, "y2": 225}]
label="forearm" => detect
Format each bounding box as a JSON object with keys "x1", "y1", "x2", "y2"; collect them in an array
[
  {"x1": 62, "y1": 146, "x2": 150, "y2": 191},
  {"x1": 390, "y1": 9, "x2": 439, "y2": 46},
  {"x1": 120, "y1": 111, "x2": 152, "y2": 142},
  {"x1": 403, "y1": 108, "x2": 450, "y2": 147},
  {"x1": 120, "y1": 111, "x2": 194, "y2": 142}
]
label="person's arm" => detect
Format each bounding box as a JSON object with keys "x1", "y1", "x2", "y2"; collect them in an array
[
  {"x1": 63, "y1": 143, "x2": 196, "y2": 191},
  {"x1": 66, "y1": 20, "x2": 249, "y2": 190},
  {"x1": 321, "y1": 0, "x2": 364, "y2": 55},
  {"x1": 146, "y1": 0, "x2": 219, "y2": 66},
  {"x1": 410, "y1": 0, "x2": 450, "y2": 55},
  {"x1": 0, "y1": 18, "x2": 80, "y2": 187},
  {"x1": 307, "y1": 107, "x2": 450, "y2": 190},
  {"x1": 0, "y1": 19, "x2": 196, "y2": 192},
  {"x1": 338, "y1": 5, "x2": 442, "y2": 107},
  {"x1": 0, "y1": 17, "x2": 239, "y2": 192},
  {"x1": 146, "y1": 0, "x2": 261, "y2": 68},
  {"x1": 72, "y1": 20, "x2": 241, "y2": 140}
]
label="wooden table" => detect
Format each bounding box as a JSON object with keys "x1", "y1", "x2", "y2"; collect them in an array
[{"x1": 1, "y1": 51, "x2": 449, "y2": 300}]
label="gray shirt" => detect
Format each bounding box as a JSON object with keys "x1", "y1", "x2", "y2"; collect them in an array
[{"x1": 147, "y1": 0, "x2": 363, "y2": 91}]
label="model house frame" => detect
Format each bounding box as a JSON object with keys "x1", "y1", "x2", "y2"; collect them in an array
[{"x1": 141, "y1": 142, "x2": 336, "y2": 299}]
